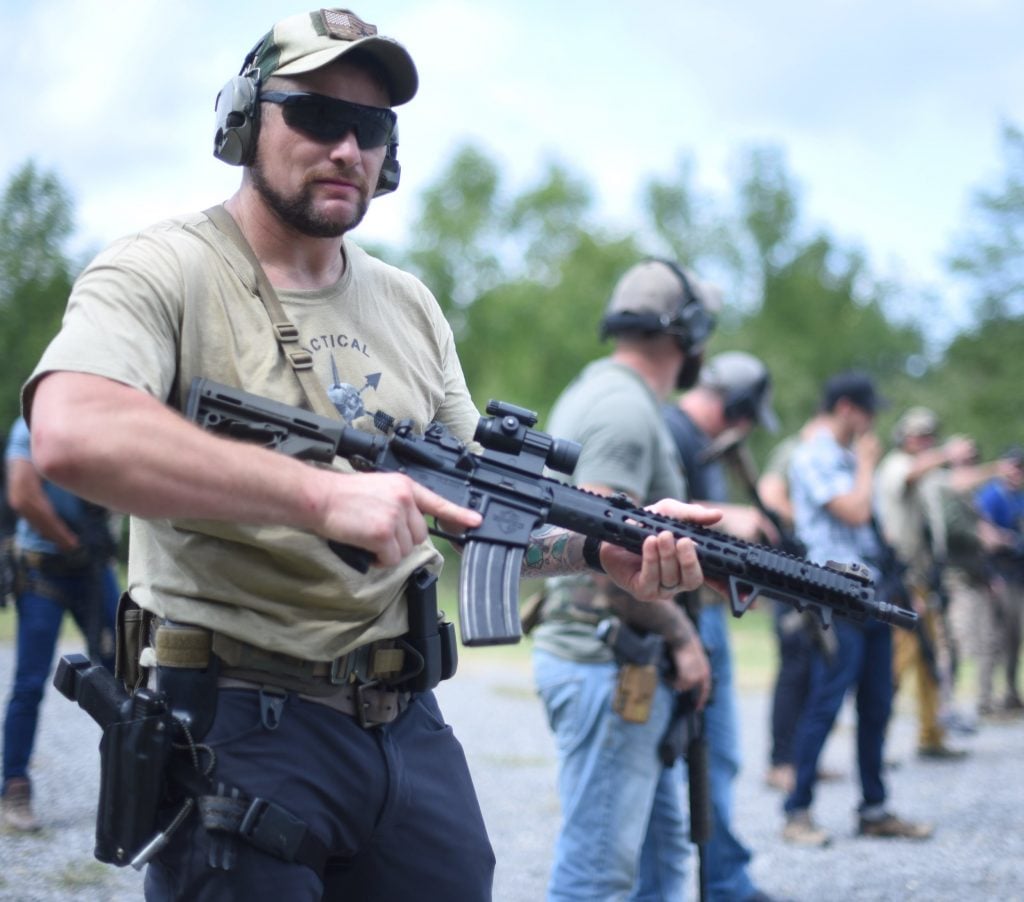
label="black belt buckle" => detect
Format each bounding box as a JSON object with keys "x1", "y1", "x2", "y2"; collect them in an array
[{"x1": 354, "y1": 679, "x2": 381, "y2": 729}]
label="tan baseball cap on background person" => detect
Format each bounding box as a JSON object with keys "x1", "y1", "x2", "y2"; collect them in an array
[
  {"x1": 252, "y1": 8, "x2": 418, "y2": 105},
  {"x1": 605, "y1": 260, "x2": 723, "y2": 321},
  {"x1": 892, "y1": 406, "x2": 940, "y2": 444}
]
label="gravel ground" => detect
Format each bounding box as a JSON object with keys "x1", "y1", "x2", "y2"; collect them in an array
[{"x1": 1, "y1": 639, "x2": 1023, "y2": 901}]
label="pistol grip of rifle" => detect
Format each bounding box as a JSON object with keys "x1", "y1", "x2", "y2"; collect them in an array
[
  {"x1": 327, "y1": 540, "x2": 375, "y2": 574},
  {"x1": 458, "y1": 541, "x2": 524, "y2": 646}
]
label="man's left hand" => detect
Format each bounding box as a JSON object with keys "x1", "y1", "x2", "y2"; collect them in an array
[{"x1": 599, "y1": 500, "x2": 722, "y2": 601}]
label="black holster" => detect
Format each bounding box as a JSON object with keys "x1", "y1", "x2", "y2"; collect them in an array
[
  {"x1": 54, "y1": 655, "x2": 177, "y2": 867},
  {"x1": 95, "y1": 689, "x2": 176, "y2": 865}
]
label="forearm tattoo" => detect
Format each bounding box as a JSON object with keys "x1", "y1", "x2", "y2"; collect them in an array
[
  {"x1": 523, "y1": 526, "x2": 696, "y2": 648},
  {"x1": 523, "y1": 525, "x2": 588, "y2": 578}
]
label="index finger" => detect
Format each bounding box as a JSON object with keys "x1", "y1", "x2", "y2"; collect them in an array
[{"x1": 411, "y1": 483, "x2": 483, "y2": 529}]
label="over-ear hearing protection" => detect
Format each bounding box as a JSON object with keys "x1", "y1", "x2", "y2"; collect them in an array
[
  {"x1": 599, "y1": 258, "x2": 717, "y2": 355},
  {"x1": 212, "y1": 39, "x2": 401, "y2": 196},
  {"x1": 721, "y1": 372, "x2": 770, "y2": 424}
]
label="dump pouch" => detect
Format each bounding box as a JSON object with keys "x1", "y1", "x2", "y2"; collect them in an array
[{"x1": 94, "y1": 689, "x2": 175, "y2": 866}]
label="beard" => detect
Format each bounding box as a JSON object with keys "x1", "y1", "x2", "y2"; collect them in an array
[
  {"x1": 675, "y1": 352, "x2": 704, "y2": 390},
  {"x1": 249, "y1": 156, "x2": 370, "y2": 238}
]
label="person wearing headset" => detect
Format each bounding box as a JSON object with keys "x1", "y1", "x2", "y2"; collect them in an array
[
  {"x1": 663, "y1": 351, "x2": 784, "y2": 902},
  {"x1": 531, "y1": 259, "x2": 718, "y2": 900},
  {"x1": 23, "y1": 9, "x2": 714, "y2": 900}
]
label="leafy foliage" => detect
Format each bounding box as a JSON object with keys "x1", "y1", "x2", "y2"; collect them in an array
[
  {"x1": 947, "y1": 123, "x2": 1024, "y2": 319},
  {"x1": 0, "y1": 162, "x2": 76, "y2": 428},
  {"x1": 1, "y1": 121, "x2": 1020, "y2": 469}
]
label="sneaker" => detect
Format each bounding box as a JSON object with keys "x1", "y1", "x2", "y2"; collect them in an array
[
  {"x1": 918, "y1": 743, "x2": 968, "y2": 761},
  {"x1": 857, "y1": 812, "x2": 933, "y2": 840},
  {"x1": 1, "y1": 777, "x2": 41, "y2": 833},
  {"x1": 782, "y1": 810, "x2": 831, "y2": 847},
  {"x1": 765, "y1": 764, "x2": 795, "y2": 793},
  {"x1": 942, "y1": 711, "x2": 979, "y2": 735}
]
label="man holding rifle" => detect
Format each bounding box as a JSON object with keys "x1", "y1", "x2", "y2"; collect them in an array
[
  {"x1": 23, "y1": 11, "x2": 712, "y2": 900},
  {"x1": 531, "y1": 259, "x2": 717, "y2": 900},
  {"x1": 664, "y1": 351, "x2": 783, "y2": 902}
]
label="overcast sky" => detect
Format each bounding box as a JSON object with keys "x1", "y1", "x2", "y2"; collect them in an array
[{"x1": 5, "y1": 0, "x2": 1023, "y2": 322}]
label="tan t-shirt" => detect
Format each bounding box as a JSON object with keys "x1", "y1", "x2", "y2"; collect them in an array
[
  {"x1": 26, "y1": 210, "x2": 479, "y2": 660},
  {"x1": 875, "y1": 447, "x2": 931, "y2": 580}
]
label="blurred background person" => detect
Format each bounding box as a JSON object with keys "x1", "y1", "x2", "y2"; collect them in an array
[
  {"x1": 875, "y1": 407, "x2": 977, "y2": 759},
  {"x1": 664, "y1": 349, "x2": 785, "y2": 902},
  {"x1": 782, "y1": 372, "x2": 932, "y2": 846},
  {"x1": 1, "y1": 415, "x2": 119, "y2": 832},
  {"x1": 972, "y1": 446, "x2": 1024, "y2": 715}
]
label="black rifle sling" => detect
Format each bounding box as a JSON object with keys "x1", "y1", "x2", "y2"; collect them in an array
[{"x1": 203, "y1": 205, "x2": 339, "y2": 420}]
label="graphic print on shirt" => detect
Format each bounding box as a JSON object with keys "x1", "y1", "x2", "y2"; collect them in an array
[{"x1": 323, "y1": 355, "x2": 381, "y2": 423}]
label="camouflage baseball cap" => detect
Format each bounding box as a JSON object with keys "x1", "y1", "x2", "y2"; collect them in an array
[{"x1": 251, "y1": 9, "x2": 418, "y2": 106}]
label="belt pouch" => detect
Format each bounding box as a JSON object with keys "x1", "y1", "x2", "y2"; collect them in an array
[
  {"x1": 94, "y1": 691, "x2": 174, "y2": 866},
  {"x1": 115, "y1": 592, "x2": 152, "y2": 690},
  {"x1": 154, "y1": 623, "x2": 220, "y2": 740},
  {"x1": 399, "y1": 568, "x2": 443, "y2": 692}
]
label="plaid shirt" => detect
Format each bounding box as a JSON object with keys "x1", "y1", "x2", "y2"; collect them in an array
[{"x1": 789, "y1": 426, "x2": 880, "y2": 573}]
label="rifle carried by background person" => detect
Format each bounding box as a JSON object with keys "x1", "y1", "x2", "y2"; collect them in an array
[{"x1": 186, "y1": 379, "x2": 918, "y2": 645}]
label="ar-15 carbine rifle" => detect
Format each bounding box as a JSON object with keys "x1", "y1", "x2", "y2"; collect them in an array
[{"x1": 185, "y1": 379, "x2": 918, "y2": 646}]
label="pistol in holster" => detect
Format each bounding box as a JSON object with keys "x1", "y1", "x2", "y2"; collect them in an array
[
  {"x1": 50, "y1": 593, "x2": 222, "y2": 869},
  {"x1": 597, "y1": 617, "x2": 665, "y2": 724}
]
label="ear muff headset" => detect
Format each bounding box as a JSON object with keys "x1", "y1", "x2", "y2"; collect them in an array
[
  {"x1": 721, "y1": 372, "x2": 770, "y2": 424},
  {"x1": 599, "y1": 258, "x2": 717, "y2": 355},
  {"x1": 212, "y1": 39, "x2": 401, "y2": 196}
]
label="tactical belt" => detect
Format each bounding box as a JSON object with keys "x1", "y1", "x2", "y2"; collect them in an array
[{"x1": 152, "y1": 622, "x2": 414, "y2": 727}]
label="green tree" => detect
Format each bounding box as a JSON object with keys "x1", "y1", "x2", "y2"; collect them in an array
[
  {"x1": 947, "y1": 122, "x2": 1024, "y2": 319},
  {"x1": 0, "y1": 162, "x2": 76, "y2": 429}
]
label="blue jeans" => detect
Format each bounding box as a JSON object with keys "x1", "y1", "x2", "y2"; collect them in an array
[
  {"x1": 784, "y1": 618, "x2": 893, "y2": 815},
  {"x1": 146, "y1": 688, "x2": 495, "y2": 901},
  {"x1": 533, "y1": 649, "x2": 691, "y2": 902},
  {"x1": 697, "y1": 603, "x2": 756, "y2": 902},
  {"x1": 3, "y1": 564, "x2": 119, "y2": 784}
]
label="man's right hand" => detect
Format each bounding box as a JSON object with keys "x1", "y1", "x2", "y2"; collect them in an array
[
  {"x1": 670, "y1": 636, "x2": 711, "y2": 709},
  {"x1": 313, "y1": 468, "x2": 481, "y2": 565},
  {"x1": 314, "y1": 471, "x2": 482, "y2": 568}
]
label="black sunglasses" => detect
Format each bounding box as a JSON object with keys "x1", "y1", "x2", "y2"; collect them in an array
[{"x1": 260, "y1": 91, "x2": 396, "y2": 149}]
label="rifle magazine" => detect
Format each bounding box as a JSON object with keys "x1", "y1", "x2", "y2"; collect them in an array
[{"x1": 458, "y1": 542, "x2": 524, "y2": 647}]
